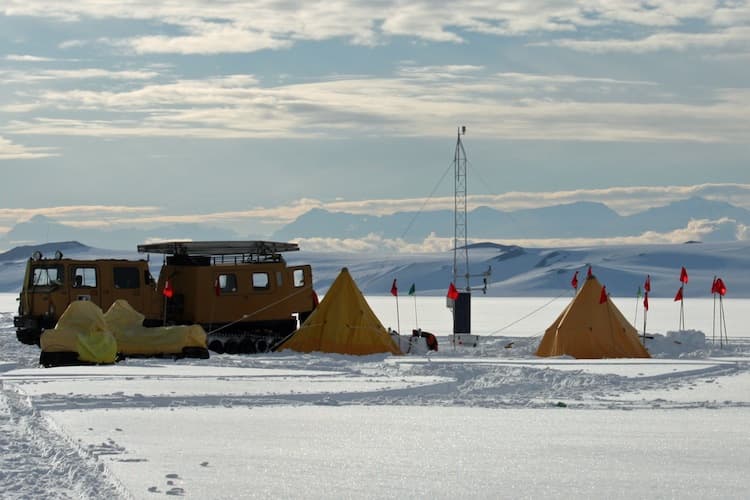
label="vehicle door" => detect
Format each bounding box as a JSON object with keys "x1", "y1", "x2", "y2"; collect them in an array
[
  {"x1": 28, "y1": 263, "x2": 70, "y2": 322},
  {"x1": 70, "y1": 264, "x2": 102, "y2": 307}
]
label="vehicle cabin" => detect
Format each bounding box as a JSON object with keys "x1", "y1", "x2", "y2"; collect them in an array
[
  {"x1": 15, "y1": 251, "x2": 158, "y2": 344},
  {"x1": 138, "y1": 241, "x2": 315, "y2": 337}
]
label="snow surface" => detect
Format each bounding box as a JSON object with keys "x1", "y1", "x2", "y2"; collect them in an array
[{"x1": 2, "y1": 293, "x2": 750, "y2": 499}]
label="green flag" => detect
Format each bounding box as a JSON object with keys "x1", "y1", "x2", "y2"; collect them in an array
[
  {"x1": 637, "y1": 285, "x2": 642, "y2": 298},
  {"x1": 408, "y1": 283, "x2": 416, "y2": 295}
]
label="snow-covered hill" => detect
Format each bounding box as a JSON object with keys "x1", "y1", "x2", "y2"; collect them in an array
[
  {"x1": 297, "y1": 241, "x2": 750, "y2": 298},
  {"x1": 3, "y1": 240, "x2": 750, "y2": 298}
]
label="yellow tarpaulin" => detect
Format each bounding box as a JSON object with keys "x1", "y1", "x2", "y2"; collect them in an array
[
  {"x1": 276, "y1": 268, "x2": 401, "y2": 355},
  {"x1": 40, "y1": 301, "x2": 118, "y2": 364},
  {"x1": 104, "y1": 300, "x2": 207, "y2": 356},
  {"x1": 41, "y1": 299, "x2": 208, "y2": 364},
  {"x1": 536, "y1": 275, "x2": 650, "y2": 359}
]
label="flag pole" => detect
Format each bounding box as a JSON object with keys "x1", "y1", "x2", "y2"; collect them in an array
[
  {"x1": 712, "y1": 281, "x2": 717, "y2": 345},
  {"x1": 719, "y1": 295, "x2": 728, "y2": 348},
  {"x1": 679, "y1": 298, "x2": 684, "y2": 331},
  {"x1": 413, "y1": 293, "x2": 419, "y2": 330},
  {"x1": 395, "y1": 293, "x2": 401, "y2": 334},
  {"x1": 634, "y1": 288, "x2": 640, "y2": 326},
  {"x1": 642, "y1": 308, "x2": 647, "y2": 346}
]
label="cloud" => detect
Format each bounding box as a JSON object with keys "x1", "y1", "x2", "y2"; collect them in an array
[
  {"x1": 546, "y1": 26, "x2": 750, "y2": 54},
  {"x1": 290, "y1": 218, "x2": 746, "y2": 254},
  {"x1": 4, "y1": 183, "x2": 748, "y2": 241},
  {"x1": 0, "y1": 205, "x2": 160, "y2": 228},
  {"x1": 0, "y1": 136, "x2": 57, "y2": 160},
  {"x1": 0, "y1": 68, "x2": 160, "y2": 84},
  {"x1": 201, "y1": 183, "x2": 750, "y2": 220},
  {"x1": 5, "y1": 67, "x2": 750, "y2": 143},
  {"x1": 1, "y1": 0, "x2": 741, "y2": 55},
  {"x1": 5, "y1": 54, "x2": 55, "y2": 62}
]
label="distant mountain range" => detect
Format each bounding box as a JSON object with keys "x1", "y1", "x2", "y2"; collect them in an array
[
  {"x1": 3, "y1": 239, "x2": 750, "y2": 298},
  {"x1": 0, "y1": 215, "x2": 239, "y2": 252},
  {"x1": 272, "y1": 197, "x2": 750, "y2": 241},
  {"x1": 1, "y1": 196, "x2": 748, "y2": 253}
]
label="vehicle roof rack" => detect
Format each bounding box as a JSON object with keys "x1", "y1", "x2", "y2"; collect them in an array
[{"x1": 137, "y1": 241, "x2": 299, "y2": 257}]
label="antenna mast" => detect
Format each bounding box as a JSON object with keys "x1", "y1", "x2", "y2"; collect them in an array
[{"x1": 453, "y1": 125, "x2": 470, "y2": 291}]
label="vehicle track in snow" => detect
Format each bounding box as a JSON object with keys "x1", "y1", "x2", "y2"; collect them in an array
[{"x1": 0, "y1": 382, "x2": 131, "y2": 499}]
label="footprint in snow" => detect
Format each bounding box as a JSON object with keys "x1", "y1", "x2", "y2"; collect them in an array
[
  {"x1": 200, "y1": 461, "x2": 209, "y2": 467},
  {"x1": 147, "y1": 486, "x2": 160, "y2": 493},
  {"x1": 166, "y1": 487, "x2": 185, "y2": 496},
  {"x1": 166, "y1": 473, "x2": 180, "y2": 479}
]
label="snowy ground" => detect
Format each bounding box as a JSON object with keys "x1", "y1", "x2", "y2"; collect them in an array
[{"x1": 1, "y1": 293, "x2": 750, "y2": 499}]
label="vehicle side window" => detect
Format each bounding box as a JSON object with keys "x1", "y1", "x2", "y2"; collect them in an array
[
  {"x1": 72, "y1": 267, "x2": 97, "y2": 288},
  {"x1": 293, "y1": 269, "x2": 305, "y2": 288},
  {"x1": 113, "y1": 267, "x2": 140, "y2": 289},
  {"x1": 252, "y1": 272, "x2": 269, "y2": 290},
  {"x1": 31, "y1": 265, "x2": 63, "y2": 286},
  {"x1": 218, "y1": 273, "x2": 237, "y2": 293}
]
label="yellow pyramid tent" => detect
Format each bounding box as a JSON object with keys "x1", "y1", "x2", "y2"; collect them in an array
[
  {"x1": 276, "y1": 268, "x2": 401, "y2": 355},
  {"x1": 536, "y1": 275, "x2": 650, "y2": 359}
]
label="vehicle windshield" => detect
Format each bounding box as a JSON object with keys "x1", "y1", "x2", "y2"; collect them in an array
[{"x1": 31, "y1": 265, "x2": 64, "y2": 286}]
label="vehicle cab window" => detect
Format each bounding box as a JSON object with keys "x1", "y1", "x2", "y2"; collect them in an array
[
  {"x1": 218, "y1": 273, "x2": 238, "y2": 294},
  {"x1": 72, "y1": 267, "x2": 97, "y2": 288},
  {"x1": 252, "y1": 272, "x2": 270, "y2": 290},
  {"x1": 293, "y1": 269, "x2": 305, "y2": 288},
  {"x1": 113, "y1": 267, "x2": 140, "y2": 289}
]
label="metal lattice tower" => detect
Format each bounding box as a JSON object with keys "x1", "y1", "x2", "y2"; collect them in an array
[{"x1": 453, "y1": 126, "x2": 470, "y2": 291}]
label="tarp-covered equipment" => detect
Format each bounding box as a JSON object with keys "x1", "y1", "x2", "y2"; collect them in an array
[
  {"x1": 104, "y1": 300, "x2": 208, "y2": 359},
  {"x1": 40, "y1": 301, "x2": 118, "y2": 366}
]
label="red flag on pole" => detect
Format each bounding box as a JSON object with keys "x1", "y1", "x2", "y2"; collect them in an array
[
  {"x1": 715, "y1": 278, "x2": 727, "y2": 296},
  {"x1": 644, "y1": 274, "x2": 651, "y2": 293},
  {"x1": 214, "y1": 276, "x2": 221, "y2": 297},
  {"x1": 674, "y1": 285, "x2": 683, "y2": 301},
  {"x1": 163, "y1": 279, "x2": 174, "y2": 298},
  {"x1": 587, "y1": 266, "x2": 593, "y2": 279},
  {"x1": 447, "y1": 282, "x2": 459, "y2": 300},
  {"x1": 679, "y1": 266, "x2": 689, "y2": 284},
  {"x1": 643, "y1": 292, "x2": 649, "y2": 311},
  {"x1": 599, "y1": 285, "x2": 607, "y2": 304},
  {"x1": 571, "y1": 271, "x2": 579, "y2": 290},
  {"x1": 390, "y1": 279, "x2": 398, "y2": 297}
]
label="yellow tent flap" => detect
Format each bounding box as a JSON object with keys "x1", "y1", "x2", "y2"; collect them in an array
[
  {"x1": 536, "y1": 276, "x2": 650, "y2": 359},
  {"x1": 276, "y1": 268, "x2": 401, "y2": 355}
]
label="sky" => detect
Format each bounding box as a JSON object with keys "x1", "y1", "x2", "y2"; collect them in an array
[{"x1": 1, "y1": 1, "x2": 750, "y2": 239}]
